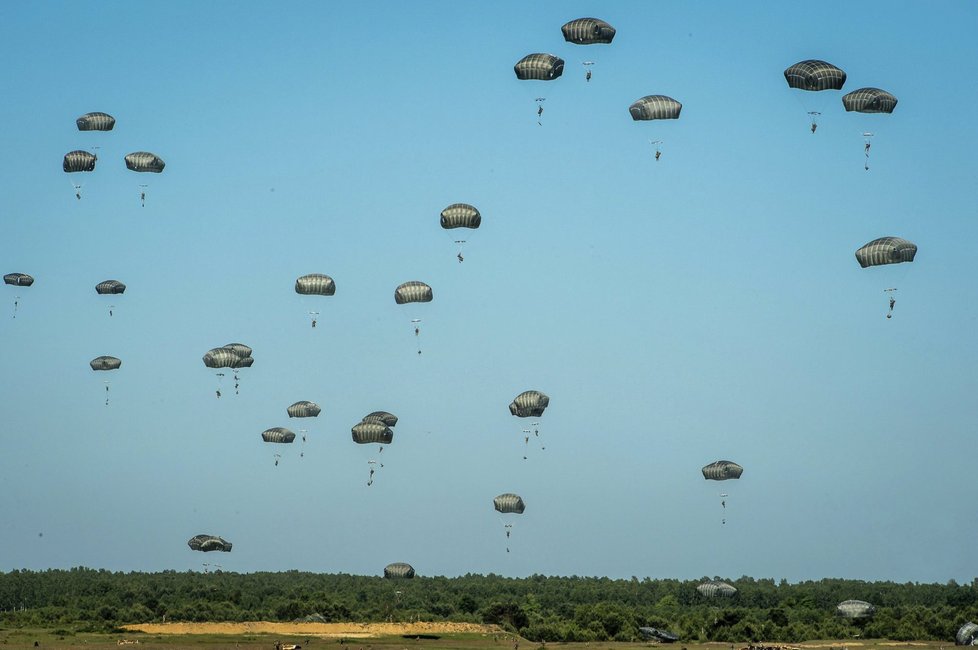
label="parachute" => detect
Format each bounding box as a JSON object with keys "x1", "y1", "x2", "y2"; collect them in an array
[
  {"x1": 125, "y1": 151, "x2": 165, "y2": 207},
  {"x1": 295, "y1": 273, "x2": 336, "y2": 295},
  {"x1": 76, "y1": 112, "x2": 116, "y2": 131},
  {"x1": 561, "y1": 18, "x2": 616, "y2": 44},
  {"x1": 63, "y1": 150, "x2": 97, "y2": 173},
  {"x1": 956, "y1": 622, "x2": 978, "y2": 645},
  {"x1": 837, "y1": 600, "x2": 875, "y2": 619},
  {"x1": 440, "y1": 204, "x2": 480, "y2": 261},
  {"x1": 855, "y1": 237, "x2": 917, "y2": 268},
  {"x1": 188, "y1": 534, "x2": 232, "y2": 553},
  {"x1": 697, "y1": 580, "x2": 737, "y2": 597},
  {"x1": 629, "y1": 96, "x2": 681, "y2": 160},
  {"x1": 514, "y1": 54, "x2": 564, "y2": 81},
  {"x1": 394, "y1": 281, "x2": 433, "y2": 304},
  {"x1": 352, "y1": 421, "x2": 394, "y2": 444},
  {"x1": 638, "y1": 628, "x2": 679, "y2": 643},
  {"x1": 203, "y1": 344, "x2": 254, "y2": 396},
  {"x1": 95, "y1": 280, "x2": 126, "y2": 295},
  {"x1": 362, "y1": 411, "x2": 398, "y2": 427},
  {"x1": 262, "y1": 427, "x2": 296, "y2": 444},
  {"x1": 287, "y1": 401, "x2": 321, "y2": 418},
  {"x1": 784, "y1": 60, "x2": 846, "y2": 132},
  {"x1": 384, "y1": 562, "x2": 416, "y2": 579},
  {"x1": 509, "y1": 391, "x2": 549, "y2": 418},
  {"x1": 702, "y1": 460, "x2": 743, "y2": 480},
  {"x1": 842, "y1": 88, "x2": 897, "y2": 170},
  {"x1": 493, "y1": 493, "x2": 526, "y2": 514},
  {"x1": 4, "y1": 273, "x2": 33, "y2": 287},
  {"x1": 90, "y1": 356, "x2": 122, "y2": 405}
]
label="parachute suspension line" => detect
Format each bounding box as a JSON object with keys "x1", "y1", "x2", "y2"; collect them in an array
[
  {"x1": 583, "y1": 61, "x2": 594, "y2": 82},
  {"x1": 299, "y1": 428, "x2": 308, "y2": 459},
  {"x1": 309, "y1": 311, "x2": 319, "y2": 328},
  {"x1": 454, "y1": 240, "x2": 466, "y2": 263},
  {"x1": 884, "y1": 287, "x2": 897, "y2": 319},
  {"x1": 535, "y1": 97, "x2": 546, "y2": 126},
  {"x1": 12, "y1": 295, "x2": 19, "y2": 319},
  {"x1": 138, "y1": 184, "x2": 148, "y2": 208},
  {"x1": 650, "y1": 140, "x2": 662, "y2": 162},
  {"x1": 274, "y1": 453, "x2": 281, "y2": 467},
  {"x1": 411, "y1": 319, "x2": 422, "y2": 356},
  {"x1": 863, "y1": 132, "x2": 874, "y2": 171},
  {"x1": 808, "y1": 111, "x2": 821, "y2": 133},
  {"x1": 104, "y1": 381, "x2": 110, "y2": 407}
]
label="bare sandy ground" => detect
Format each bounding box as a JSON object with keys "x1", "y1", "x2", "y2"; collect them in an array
[{"x1": 122, "y1": 622, "x2": 502, "y2": 638}]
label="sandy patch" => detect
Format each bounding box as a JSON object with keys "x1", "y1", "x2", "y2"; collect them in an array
[{"x1": 123, "y1": 622, "x2": 502, "y2": 638}]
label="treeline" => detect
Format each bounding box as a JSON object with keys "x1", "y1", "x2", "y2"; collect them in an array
[{"x1": 2, "y1": 569, "x2": 978, "y2": 643}]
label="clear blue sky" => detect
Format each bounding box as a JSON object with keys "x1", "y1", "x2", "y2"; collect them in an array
[{"x1": 1, "y1": 1, "x2": 977, "y2": 584}]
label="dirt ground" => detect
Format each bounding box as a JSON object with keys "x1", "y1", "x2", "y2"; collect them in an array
[{"x1": 123, "y1": 622, "x2": 503, "y2": 638}]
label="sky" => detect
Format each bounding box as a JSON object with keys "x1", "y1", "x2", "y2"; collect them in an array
[{"x1": 1, "y1": 1, "x2": 977, "y2": 584}]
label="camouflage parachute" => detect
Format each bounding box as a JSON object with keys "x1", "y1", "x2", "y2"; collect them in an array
[
  {"x1": 855, "y1": 237, "x2": 917, "y2": 268},
  {"x1": 509, "y1": 390, "x2": 549, "y2": 418},
  {"x1": 95, "y1": 280, "x2": 126, "y2": 295},
  {"x1": 702, "y1": 460, "x2": 743, "y2": 480},
  {"x1": 352, "y1": 421, "x2": 393, "y2": 444},
  {"x1": 697, "y1": 580, "x2": 737, "y2": 597},
  {"x1": 295, "y1": 273, "x2": 336, "y2": 296},
  {"x1": 493, "y1": 493, "x2": 526, "y2": 514},
  {"x1": 561, "y1": 17, "x2": 616, "y2": 44},
  {"x1": 287, "y1": 401, "x2": 322, "y2": 418},
  {"x1": 638, "y1": 628, "x2": 678, "y2": 643},
  {"x1": 784, "y1": 60, "x2": 847, "y2": 91},
  {"x1": 90, "y1": 356, "x2": 122, "y2": 371},
  {"x1": 956, "y1": 622, "x2": 978, "y2": 646},
  {"x1": 514, "y1": 54, "x2": 564, "y2": 81},
  {"x1": 842, "y1": 88, "x2": 898, "y2": 114},
  {"x1": 76, "y1": 112, "x2": 115, "y2": 131},
  {"x1": 384, "y1": 562, "x2": 416, "y2": 579},
  {"x1": 837, "y1": 600, "x2": 875, "y2": 619},
  {"x1": 629, "y1": 96, "x2": 682, "y2": 121},
  {"x1": 262, "y1": 427, "x2": 296, "y2": 443},
  {"x1": 440, "y1": 203, "x2": 481, "y2": 230},
  {"x1": 188, "y1": 534, "x2": 232, "y2": 552},
  {"x1": 203, "y1": 346, "x2": 253, "y2": 369},
  {"x1": 125, "y1": 152, "x2": 165, "y2": 173},
  {"x1": 394, "y1": 281, "x2": 433, "y2": 304},
  {"x1": 4, "y1": 273, "x2": 34, "y2": 287},
  {"x1": 63, "y1": 150, "x2": 96, "y2": 173},
  {"x1": 362, "y1": 411, "x2": 398, "y2": 427}
]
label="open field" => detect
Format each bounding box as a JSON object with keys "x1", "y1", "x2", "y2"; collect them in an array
[{"x1": 0, "y1": 625, "x2": 956, "y2": 650}]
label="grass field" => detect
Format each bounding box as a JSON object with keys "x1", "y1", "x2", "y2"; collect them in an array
[{"x1": 0, "y1": 624, "x2": 953, "y2": 650}]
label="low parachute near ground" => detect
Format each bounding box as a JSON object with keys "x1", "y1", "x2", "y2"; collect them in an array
[
  {"x1": 638, "y1": 628, "x2": 678, "y2": 643},
  {"x1": 702, "y1": 460, "x2": 743, "y2": 480},
  {"x1": 697, "y1": 580, "x2": 737, "y2": 597},
  {"x1": 188, "y1": 534, "x2": 232, "y2": 552},
  {"x1": 956, "y1": 622, "x2": 978, "y2": 645},
  {"x1": 76, "y1": 112, "x2": 116, "y2": 131},
  {"x1": 384, "y1": 562, "x2": 416, "y2": 579},
  {"x1": 837, "y1": 599, "x2": 875, "y2": 619}
]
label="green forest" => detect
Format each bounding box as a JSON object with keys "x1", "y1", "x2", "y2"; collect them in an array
[{"x1": 2, "y1": 569, "x2": 977, "y2": 643}]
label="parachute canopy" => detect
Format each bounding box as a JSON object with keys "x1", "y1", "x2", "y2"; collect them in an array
[
  {"x1": 4, "y1": 273, "x2": 34, "y2": 287},
  {"x1": 295, "y1": 273, "x2": 336, "y2": 296},
  {"x1": 855, "y1": 237, "x2": 917, "y2": 268},
  {"x1": 188, "y1": 534, "x2": 232, "y2": 552},
  {"x1": 64, "y1": 150, "x2": 96, "y2": 173},
  {"x1": 125, "y1": 152, "x2": 165, "y2": 173},
  {"x1": 697, "y1": 580, "x2": 737, "y2": 597},
  {"x1": 837, "y1": 600, "x2": 875, "y2": 619},
  {"x1": 95, "y1": 280, "x2": 126, "y2": 295},
  {"x1": 90, "y1": 356, "x2": 122, "y2": 371},
  {"x1": 384, "y1": 562, "x2": 416, "y2": 579},
  {"x1": 287, "y1": 401, "x2": 322, "y2": 418},
  {"x1": 203, "y1": 345, "x2": 254, "y2": 369},
  {"x1": 510, "y1": 390, "x2": 549, "y2": 418},
  {"x1": 638, "y1": 628, "x2": 679, "y2": 643},
  {"x1": 76, "y1": 112, "x2": 116, "y2": 131},
  {"x1": 784, "y1": 60, "x2": 847, "y2": 91},
  {"x1": 702, "y1": 460, "x2": 744, "y2": 480},
  {"x1": 262, "y1": 427, "x2": 296, "y2": 443},
  {"x1": 561, "y1": 17, "x2": 616, "y2": 44},
  {"x1": 842, "y1": 87, "x2": 898, "y2": 114},
  {"x1": 629, "y1": 96, "x2": 682, "y2": 121},
  {"x1": 956, "y1": 622, "x2": 978, "y2": 646},
  {"x1": 514, "y1": 54, "x2": 564, "y2": 81},
  {"x1": 395, "y1": 281, "x2": 433, "y2": 304},
  {"x1": 362, "y1": 411, "x2": 398, "y2": 427},
  {"x1": 493, "y1": 493, "x2": 526, "y2": 514},
  {"x1": 440, "y1": 203, "x2": 482, "y2": 230},
  {"x1": 352, "y1": 421, "x2": 393, "y2": 444}
]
